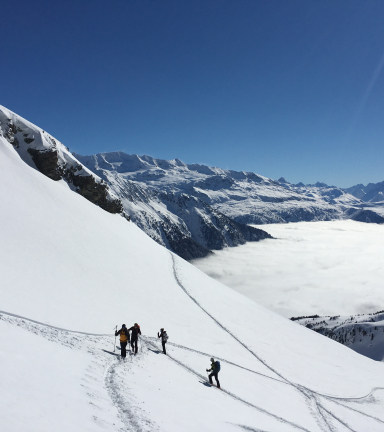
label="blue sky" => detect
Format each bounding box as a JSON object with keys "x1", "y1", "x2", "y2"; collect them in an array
[{"x1": 1, "y1": 0, "x2": 384, "y2": 187}]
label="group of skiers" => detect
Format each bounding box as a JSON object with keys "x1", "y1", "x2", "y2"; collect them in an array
[{"x1": 114, "y1": 324, "x2": 221, "y2": 388}]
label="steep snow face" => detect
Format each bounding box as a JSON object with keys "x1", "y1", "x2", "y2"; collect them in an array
[
  {"x1": 0, "y1": 105, "x2": 123, "y2": 214},
  {"x1": 2, "y1": 137, "x2": 384, "y2": 431},
  {"x1": 293, "y1": 311, "x2": 384, "y2": 362}
]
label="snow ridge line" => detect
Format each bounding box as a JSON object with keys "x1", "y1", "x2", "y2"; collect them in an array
[
  {"x1": 170, "y1": 254, "x2": 384, "y2": 430},
  {"x1": 144, "y1": 338, "x2": 311, "y2": 432},
  {"x1": 0, "y1": 310, "x2": 111, "y2": 336}
]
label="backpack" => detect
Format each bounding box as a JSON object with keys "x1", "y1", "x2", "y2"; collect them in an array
[
  {"x1": 120, "y1": 329, "x2": 128, "y2": 342},
  {"x1": 215, "y1": 361, "x2": 221, "y2": 372},
  {"x1": 162, "y1": 332, "x2": 169, "y2": 342}
]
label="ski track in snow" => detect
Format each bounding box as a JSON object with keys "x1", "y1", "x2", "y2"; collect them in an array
[
  {"x1": 0, "y1": 312, "x2": 160, "y2": 432},
  {"x1": 168, "y1": 252, "x2": 384, "y2": 432},
  {"x1": 1, "y1": 279, "x2": 384, "y2": 432},
  {"x1": 144, "y1": 338, "x2": 311, "y2": 432}
]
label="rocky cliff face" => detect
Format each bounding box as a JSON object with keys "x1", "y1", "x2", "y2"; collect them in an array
[{"x1": 0, "y1": 106, "x2": 123, "y2": 215}]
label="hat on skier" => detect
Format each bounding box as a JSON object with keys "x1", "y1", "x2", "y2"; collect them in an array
[
  {"x1": 122, "y1": 324, "x2": 126, "y2": 328},
  {"x1": 210, "y1": 357, "x2": 214, "y2": 362}
]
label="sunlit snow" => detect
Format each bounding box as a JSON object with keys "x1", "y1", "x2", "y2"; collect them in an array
[{"x1": 1, "y1": 133, "x2": 384, "y2": 431}]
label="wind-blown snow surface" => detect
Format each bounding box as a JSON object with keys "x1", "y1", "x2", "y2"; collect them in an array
[
  {"x1": 192, "y1": 221, "x2": 384, "y2": 318},
  {"x1": 1, "y1": 140, "x2": 384, "y2": 431}
]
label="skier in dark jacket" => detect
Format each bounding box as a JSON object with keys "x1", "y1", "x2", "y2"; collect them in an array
[
  {"x1": 206, "y1": 357, "x2": 221, "y2": 388},
  {"x1": 157, "y1": 328, "x2": 168, "y2": 354},
  {"x1": 128, "y1": 323, "x2": 141, "y2": 354},
  {"x1": 115, "y1": 324, "x2": 130, "y2": 359}
]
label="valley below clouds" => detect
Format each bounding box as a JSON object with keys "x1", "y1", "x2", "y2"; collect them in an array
[{"x1": 192, "y1": 220, "x2": 384, "y2": 318}]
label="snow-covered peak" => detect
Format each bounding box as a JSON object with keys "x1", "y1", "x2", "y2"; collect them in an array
[{"x1": 0, "y1": 105, "x2": 123, "y2": 214}]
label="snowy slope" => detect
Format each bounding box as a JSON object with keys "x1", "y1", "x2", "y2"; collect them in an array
[
  {"x1": 1, "y1": 131, "x2": 384, "y2": 430},
  {"x1": 293, "y1": 311, "x2": 384, "y2": 362}
]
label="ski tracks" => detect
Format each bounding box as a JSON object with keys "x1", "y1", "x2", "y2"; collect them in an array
[
  {"x1": 144, "y1": 337, "x2": 312, "y2": 432},
  {"x1": 104, "y1": 355, "x2": 160, "y2": 432},
  {"x1": 0, "y1": 312, "x2": 159, "y2": 432},
  {"x1": 168, "y1": 252, "x2": 384, "y2": 432}
]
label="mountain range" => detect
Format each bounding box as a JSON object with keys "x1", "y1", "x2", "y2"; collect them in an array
[{"x1": 2, "y1": 104, "x2": 384, "y2": 261}]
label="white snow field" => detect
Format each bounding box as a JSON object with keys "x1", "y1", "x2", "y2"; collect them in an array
[
  {"x1": 1, "y1": 139, "x2": 384, "y2": 431},
  {"x1": 192, "y1": 221, "x2": 384, "y2": 318}
]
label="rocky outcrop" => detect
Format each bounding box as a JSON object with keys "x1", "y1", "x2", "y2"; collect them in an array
[
  {"x1": 0, "y1": 106, "x2": 123, "y2": 216},
  {"x1": 68, "y1": 172, "x2": 123, "y2": 214},
  {"x1": 27, "y1": 148, "x2": 64, "y2": 181}
]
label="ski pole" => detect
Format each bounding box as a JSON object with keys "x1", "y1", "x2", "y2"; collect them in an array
[{"x1": 113, "y1": 325, "x2": 117, "y2": 352}]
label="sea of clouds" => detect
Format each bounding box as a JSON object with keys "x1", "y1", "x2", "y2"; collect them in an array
[{"x1": 192, "y1": 220, "x2": 384, "y2": 318}]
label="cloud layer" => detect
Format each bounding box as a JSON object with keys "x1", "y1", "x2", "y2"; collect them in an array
[{"x1": 192, "y1": 221, "x2": 384, "y2": 318}]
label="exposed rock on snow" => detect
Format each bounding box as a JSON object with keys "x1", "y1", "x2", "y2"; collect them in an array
[{"x1": 0, "y1": 105, "x2": 123, "y2": 214}]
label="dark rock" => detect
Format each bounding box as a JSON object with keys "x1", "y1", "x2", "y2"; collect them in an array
[
  {"x1": 348, "y1": 209, "x2": 384, "y2": 224},
  {"x1": 162, "y1": 225, "x2": 212, "y2": 260},
  {"x1": 27, "y1": 148, "x2": 123, "y2": 214},
  {"x1": 27, "y1": 148, "x2": 64, "y2": 181},
  {"x1": 68, "y1": 172, "x2": 123, "y2": 214}
]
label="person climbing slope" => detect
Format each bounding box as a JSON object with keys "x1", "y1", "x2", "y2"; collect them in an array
[
  {"x1": 129, "y1": 323, "x2": 141, "y2": 354},
  {"x1": 157, "y1": 328, "x2": 168, "y2": 354},
  {"x1": 115, "y1": 324, "x2": 130, "y2": 359},
  {"x1": 206, "y1": 357, "x2": 221, "y2": 388}
]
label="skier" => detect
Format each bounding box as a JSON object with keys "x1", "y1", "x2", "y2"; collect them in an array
[
  {"x1": 115, "y1": 324, "x2": 130, "y2": 359},
  {"x1": 128, "y1": 323, "x2": 141, "y2": 354},
  {"x1": 157, "y1": 328, "x2": 168, "y2": 354},
  {"x1": 206, "y1": 357, "x2": 221, "y2": 388}
]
